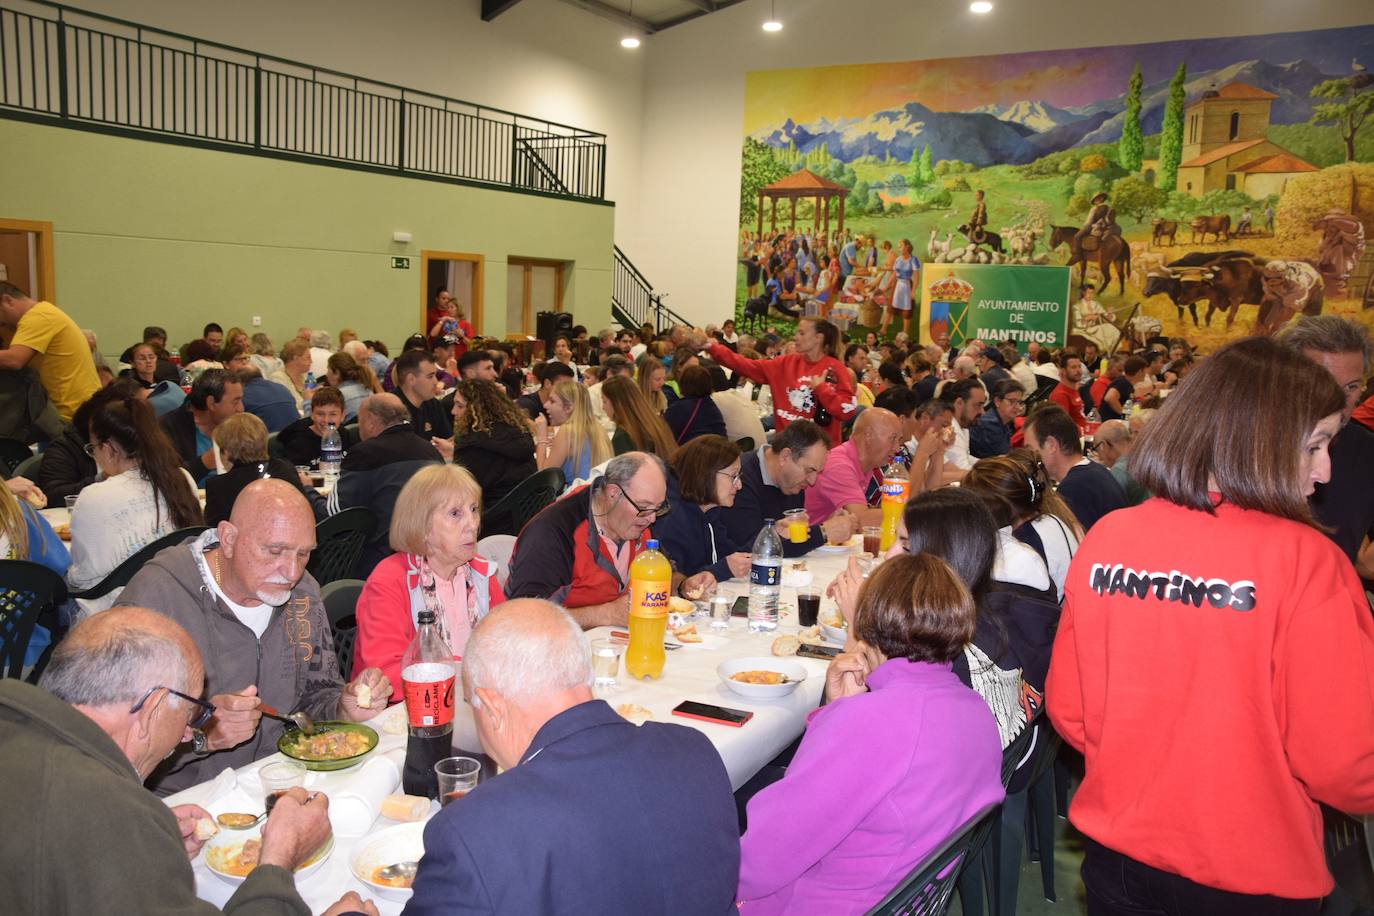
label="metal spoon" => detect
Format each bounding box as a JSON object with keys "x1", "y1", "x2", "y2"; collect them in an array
[
  {"x1": 376, "y1": 861, "x2": 419, "y2": 883},
  {"x1": 216, "y1": 811, "x2": 266, "y2": 830},
  {"x1": 258, "y1": 703, "x2": 317, "y2": 735}
]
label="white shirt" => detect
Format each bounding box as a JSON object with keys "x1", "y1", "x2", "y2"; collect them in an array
[
  {"x1": 993, "y1": 526, "x2": 1052, "y2": 594},
  {"x1": 1010, "y1": 361, "x2": 1038, "y2": 394},
  {"x1": 944, "y1": 420, "x2": 975, "y2": 470},
  {"x1": 588, "y1": 381, "x2": 616, "y2": 435},
  {"x1": 309, "y1": 346, "x2": 332, "y2": 380},
  {"x1": 712, "y1": 391, "x2": 766, "y2": 445},
  {"x1": 1033, "y1": 362, "x2": 1061, "y2": 381},
  {"x1": 67, "y1": 467, "x2": 198, "y2": 618},
  {"x1": 1030, "y1": 513, "x2": 1080, "y2": 601}
]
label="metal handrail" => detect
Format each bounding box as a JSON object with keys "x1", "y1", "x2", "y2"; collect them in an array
[
  {"x1": 0, "y1": 0, "x2": 608, "y2": 201},
  {"x1": 612, "y1": 246, "x2": 690, "y2": 333}
]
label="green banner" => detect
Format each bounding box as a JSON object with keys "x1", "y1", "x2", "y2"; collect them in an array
[{"x1": 919, "y1": 264, "x2": 1071, "y2": 350}]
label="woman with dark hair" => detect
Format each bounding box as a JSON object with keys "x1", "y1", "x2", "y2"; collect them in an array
[
  {"x1": 37, "y1": 379, "x2": 145, "y2": 505},
  {"x1": 438, "y1": 379, "x2": 535, "y2": 511},
  {"x1": 1048, "y1": 336, "x2": 1374, "y2": 913},
  {"x1": 738, "y1": 553, "x2": 1004, "y2": 913},
  {"x1": 664, "y1": 366, "x2": 727, "y2": 445},
  {"x1": 121, "y1": 343, "x2": 160, "y2": 390},
  {"x1": 964, "y1": 448, "x2": 1082, "y2": 601},
  {"x1": 67, "y1": 396, "x2": 203, "y2": 615},
  {"x1": 654, "y1": 435, "x2": 749, "y2": 586},
  {"x1": 324, "y1": 351, "x2": 373, "y2": 420},
  {"x1": 602, "y1": 375, "x2": 678, "y2": 460}
]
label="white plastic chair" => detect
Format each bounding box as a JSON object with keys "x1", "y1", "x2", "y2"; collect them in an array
[{"x1": 476, "y1": 534, "x2": 517, "y2": 590}]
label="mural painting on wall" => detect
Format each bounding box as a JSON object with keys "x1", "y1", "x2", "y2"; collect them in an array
[{"x1": 736, "y1": 24, "x2": 1374, "y2": 352}]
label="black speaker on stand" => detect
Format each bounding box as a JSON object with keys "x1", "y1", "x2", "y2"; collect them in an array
[{"x1": 536, "y1": 311, "x2": 573, "y2": 357}]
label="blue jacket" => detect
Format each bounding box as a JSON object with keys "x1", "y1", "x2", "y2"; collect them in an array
[
  {"x1": 242, "y1": 377, "x2": 300, "y2": 433},
  {"x1": 968, "y1": 407, "x2": 1012, "y2": 459},
  {"x1": 11, "y1": 505, "x2": 71, "y2": 666},
  {"x1": 654, "y1": 472, "x2": 746, "y2": 582},
  {"x1": 405, "y1": 699, "x2": 740, "y2": 916}
]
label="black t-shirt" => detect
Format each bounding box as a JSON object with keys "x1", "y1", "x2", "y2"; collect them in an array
[
  {"x1": 1057, "y1": 459, "x2": 1127, "y2": 531},
  {"x1": 1098, "y1": 377, "x2": 1134, "y2": 421},
  {"x1": 913, "y1": 374, "x2": 939, "y2": 405},
  {"x1": 1311, "y1": 422, "x2": 1374, "y2": 565}
]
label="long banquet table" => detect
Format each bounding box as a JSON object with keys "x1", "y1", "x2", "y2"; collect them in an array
[{"x1": 166, "y1": 538, "x2": 863, "y2": 914}]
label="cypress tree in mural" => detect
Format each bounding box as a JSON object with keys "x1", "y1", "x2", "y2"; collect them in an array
[
  {"x1": 919, "y1": 146, "x2": 935, "y2": 185},
  {"x1": 1119, "y1": 63, "x2": 1145, "y2": 172},
  {"x1": 1156, "y1": 61, "x2": 1187, "y2": 191}
]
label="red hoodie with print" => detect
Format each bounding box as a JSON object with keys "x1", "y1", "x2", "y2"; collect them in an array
[{"x1": 708, "y1": 344, "x2": 857, "y2": 445}]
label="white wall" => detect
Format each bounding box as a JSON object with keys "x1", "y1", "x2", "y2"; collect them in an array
[
  {"x1": 64, "y1": 0, "x2": 647, "y2": 216},
  {"x1": 628, "y1": 0, "x2": 1374, "y2": 325}
]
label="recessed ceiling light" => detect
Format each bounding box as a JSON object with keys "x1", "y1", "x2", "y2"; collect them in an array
[
  {"x1": 970, "y1": 1, "x2": 993, "y2": 13},
  {"x1": 621, "y1": 36, "x2": 640, "y2": 48},
  {"x1": 762, "y1": 19, "x2": 782, "y2": 32}
]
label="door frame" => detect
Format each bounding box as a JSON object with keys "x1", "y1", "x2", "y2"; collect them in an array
[
  {"x1": 506, "y1": 256, "x2": 566, "y2": 337},
  {"x1": 0, "y1": 218, "x2": 56, "y2": 301},
  {"x1": 419, "y1": 250, "x2": 484, "y2": 336}
]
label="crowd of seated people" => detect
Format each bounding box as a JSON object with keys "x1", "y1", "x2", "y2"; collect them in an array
[{"x1": 2, "y1": 275, "x2": 1372, "y2": 916}]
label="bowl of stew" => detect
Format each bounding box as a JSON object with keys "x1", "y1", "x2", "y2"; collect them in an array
[{"x1": 276, "y1": 721, "x2": 379, "y2": 771}]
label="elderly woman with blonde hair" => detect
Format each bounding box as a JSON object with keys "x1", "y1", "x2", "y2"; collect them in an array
[
  {"x1": 203, "y1": 413, "x2": 326, "y2": 526},
  {"x1": 352, "y1": 463, "x2": 505, "y2": 698}
]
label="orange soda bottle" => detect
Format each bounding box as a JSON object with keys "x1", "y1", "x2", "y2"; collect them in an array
[
  {"x1": 878, "y1": 459, "x2": 910, "y2": 553},
  {"x1": 625, "y1": 539, "x2": 671, "y2": 679}
]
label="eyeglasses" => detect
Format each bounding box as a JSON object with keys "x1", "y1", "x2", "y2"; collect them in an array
[
  {"x1": 615, "y1": 485, "x2": 670, "y2": 519},
  {"x1": 83, "y1": 442, "x2": 99, "y2": 457},
  {"x1": 129, "y1": 684, "x2": 216, "y2": 729},
  {"x1": 716, "y1": 469, "x2": 742, "y2": 484}
]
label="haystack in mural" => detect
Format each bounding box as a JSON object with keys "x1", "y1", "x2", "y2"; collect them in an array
[{"x1": 737, "y1": 24, "x2": 1374, "y2": 349}]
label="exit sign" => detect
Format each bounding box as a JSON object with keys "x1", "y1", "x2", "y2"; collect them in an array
[{"x1": 391, "y1": 257, "x2": 411, "y2": 270}]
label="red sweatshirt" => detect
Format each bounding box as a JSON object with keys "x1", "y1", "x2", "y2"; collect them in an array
[
  {"x1": 1047, "y1": 498, "x2": 1374, "y2": 898},
  {"x1": 1049, "y1": 381, "x2": 1087, "y2": 429},
  {"x1": 708, "y1": 344, "x2": 858, "y2": 445},
  {"x1": 1353, "y1": 393, "x2": 1374, "y2": 435}
]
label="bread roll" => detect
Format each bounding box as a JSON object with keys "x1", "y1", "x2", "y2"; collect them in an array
[
  {"x1": 193, "y1": 817, "x2": 219, "y2": 841},
  {"x1": 354, "y1": 683, "x2": 372, "y2": 709},
  {"x1": 380, "y1": 794, "x2": 429, "y2": 822},
  {"x1": 771, "y1": 635, "x2": 801, "y2": 656}
]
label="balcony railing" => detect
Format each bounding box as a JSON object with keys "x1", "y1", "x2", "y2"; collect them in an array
[{"x1": 0, "y1": 0, "x2": 608, "y2": 202}]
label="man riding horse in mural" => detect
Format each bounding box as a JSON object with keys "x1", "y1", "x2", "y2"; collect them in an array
[
  {"x1": 1074, "y1": 192, "x2": 1122, "y2": 250},
  {"x1": 967, "y1": 189, "x2": 989, "y2": 245}
]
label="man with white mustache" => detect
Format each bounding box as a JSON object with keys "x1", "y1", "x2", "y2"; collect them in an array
[{"x1": 119, "y1": 478, "x2": 389, "y2": 795}]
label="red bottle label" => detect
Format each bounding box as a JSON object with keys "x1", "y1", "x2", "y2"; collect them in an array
[{"x1": 402, "y1": 663, "x2": 456, "y2": 728}]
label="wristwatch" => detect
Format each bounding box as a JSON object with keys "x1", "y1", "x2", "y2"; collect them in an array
[{"x1": 191, "y1": 728, "x2": 210, "y2": 755}]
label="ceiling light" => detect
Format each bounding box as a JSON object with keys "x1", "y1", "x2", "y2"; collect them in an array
[
  {"x1": 970, "y1": 1, "x2": 993, "y2": 13},
  {"x1": 621, "y1": 35, "x2": 640, "y2": 48},
  {"x1": 763, "y1": 0, "x2": 782, "y2": 32}
]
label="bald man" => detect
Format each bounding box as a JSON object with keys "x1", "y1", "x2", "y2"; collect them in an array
[
  {"x1": 0, "y1": 606, "x2": 378, "y2": 915},
  {"x1": 327, "y1": 393, "x2": 442, "y2": 575},
  {"x1": 1092, "y1": 418, "x2": 1150, "y2": 506},
  {"x1": 118, "y1": 479, "x2": 389, "y2": 795},
  {"x1": 404, "y1": 599, "x2": 739, "y2": 916},
  {"x1": 804, "y1": 407, "x2": 905, "y2": 527}
]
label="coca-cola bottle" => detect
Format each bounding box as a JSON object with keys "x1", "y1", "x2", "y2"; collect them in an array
[{"x1": 401, "y1": 609, "x2": 456, "y2": 798}]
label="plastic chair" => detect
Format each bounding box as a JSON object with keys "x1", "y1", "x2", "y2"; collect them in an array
[
  {"x1": 866, "y1": 800, "x2": 1003, "y2": 916},
  {"x1": 476, "y1": 534, "x2": 516, "y2": 590},
  {"x1": 12, "y1": 451, "x2": 43, "y2": 481},
  {"x1": 0, "y1": 438, "x2": 35, "y2": 478},
  {"x1": 956, "y1": 714, "x2": 1042, "y2": 916},
  {"x1": 320, "y1": 578, "x2": 364, "y2": 681},
  {"x1": 267, "y1": 431, "x2": 287, "y2": 461},
  {"x1": 69, "y1": 527, "x2": 209, "y2": 601},
  {"x1": 0, "y1": 560, "x2": 70, "y2": 681},
  {"x1": 306, "y1": 508, "x2": 376, "y2": 587},
  {"x1": 985, "y1": 721, "x2": 1065, "y2": 916},
  {"x1": 479, "y1": 467, "x2": 565, "y2": 538},
  {"x1": 734, "y1": 436, "x2": 755, "y2": 452}
]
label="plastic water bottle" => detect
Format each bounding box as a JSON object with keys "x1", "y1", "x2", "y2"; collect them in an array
[
  {"x1": 304, "y1": 371, "x2": 318, "y2": 394},
  {"x1": 748, "y1": 520, "x2": 783, "y2": 632},
  {"x1": 320, "y1": 422, "x2": 343, "y2": 483}
]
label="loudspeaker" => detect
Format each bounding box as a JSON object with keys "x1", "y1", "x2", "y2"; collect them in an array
[{"x1": 536, "y1": 311, "x2": 573, "y2": 350}]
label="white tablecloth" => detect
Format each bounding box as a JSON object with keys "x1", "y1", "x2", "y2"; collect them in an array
[{"x1": 167, "y1": 540, "x2": 861, "y2": 914}]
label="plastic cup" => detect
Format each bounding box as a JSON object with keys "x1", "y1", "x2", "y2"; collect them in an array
[
  {"x1": 784, "y1": 508, "x2": 809, "y2": 545},
  {"x1": 436, "y1": 756, "x2": 481, "y2": 807},
  {"x1": 709, "y1": 595, "x2": 732, "y2": 630},
  {"x1": 862, "y1": 526, "x2": 882, "y2": 556},
  {"x1": 797, "y1": 590, "x2": 821, "y2": 627},
  {"x1": 258, "y1": 760, "x2": 306, "y2": 805},
  {"x1": 590, "y1": 637, "x2": 624, "y2": 689},
  {"x1": 64, "y1": 495, "x2": 79, "y2": 512}
]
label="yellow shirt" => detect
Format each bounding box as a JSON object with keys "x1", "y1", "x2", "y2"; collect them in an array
[{"x1": 11, "y1": 301, "x2": 100, "y2": 421}]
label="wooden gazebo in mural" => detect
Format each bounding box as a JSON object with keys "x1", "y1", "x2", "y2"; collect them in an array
[{"x1": 756, "y1": 169, "x2": 849, "y2": 238}]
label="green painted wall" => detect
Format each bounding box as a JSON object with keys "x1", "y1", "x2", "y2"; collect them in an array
[{"x1": 0, "y1": 119, "x2": 614, "y2": 358}]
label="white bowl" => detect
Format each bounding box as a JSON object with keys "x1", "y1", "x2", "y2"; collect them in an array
[
  {"x1": 716, "y1": 656, "x2": 808, "y2": 699},
  {"x1": 820, "y1": 618, "x2": 848, "y2": 646},
  {"x1": 350, "y1": 821, "x2": 427, "y2": 902},
  {"x1": 204, "y1": 823, "x2": 333, "y2": 886}
]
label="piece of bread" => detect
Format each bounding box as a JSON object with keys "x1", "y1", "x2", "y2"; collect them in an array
[
  {"x1": 380, "y1": 794, "x2": 429, "y2": 822},
  {"x1": 668, "y1": 595, "x2": 696, "y2": 613},
  {"x1": 616, "y1": 703, "x2": 653, "y2": 725},
  {"x1": 354, "y1": 683, "x2": 372, "y2": 710},
  {"x1": 193, "y1": 817, "x2": 219, "y2": 841},
  {"x1": 797, "y1": 625, "x2": 825, "y2": 646},
  {"x1": 771, "y1": 635, "x2": 801, "y2": 656}
]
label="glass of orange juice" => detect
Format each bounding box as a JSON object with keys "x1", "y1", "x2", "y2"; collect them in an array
[{"x1": 784, "y1": 509, "x2": 809, "y2": 544}]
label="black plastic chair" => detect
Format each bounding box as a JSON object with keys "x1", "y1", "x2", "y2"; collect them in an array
[
  {"x1": 866, "y1": 800, "x2": 1003, "y2": 916},
  {"x1": 306, "y1": 508, "x2": 376, "y2": 587},
  {"x1": 986, "y1": 721, "x2": 1064, "y2": 916},
  {"x1": 734, "y1": 436, "x2": 755, "y2": 452},
  {"x1": 480, "y1": 467, "x2": 565, "y2": 538},
  {"x1": 0, "y1": 438, "x2": 35, "y2": 478},
  {"x1": 266, "y1": 431, "x2": 287, "y2": 461},
  {"x1": 0, "y1": 560, "x2": 70, "y2": 681},
  {"x1": 320, "y1": 578, "x2": 364, "y2": 681},
  {"x1": 70, "y1": 527, "x2": 209, "y2": 601},
  {"x1": 12, "y1": 451, "x2": 43, "y2": 481}
]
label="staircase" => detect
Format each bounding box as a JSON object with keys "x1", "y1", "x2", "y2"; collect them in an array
[{"x1": 612, "y1": 246, "x2": 691, "y2": 332}]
